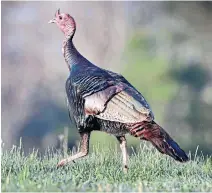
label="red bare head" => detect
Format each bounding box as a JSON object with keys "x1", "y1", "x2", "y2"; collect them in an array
[{"x1": 49, "y1": 9, "x2": 76, "y2": 38}]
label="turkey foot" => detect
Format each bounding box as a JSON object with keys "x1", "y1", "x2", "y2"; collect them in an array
[
  {"x1": 57, "y1": 132, "x2": 90, "y2": 168},
  {"x1": 57, "y1": 159, "x2": 68, "y2": 168}
]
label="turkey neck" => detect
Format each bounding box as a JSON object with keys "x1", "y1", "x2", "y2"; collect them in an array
[{"x1": 63, "y1": 37, "x2": 83, "y2": 71}]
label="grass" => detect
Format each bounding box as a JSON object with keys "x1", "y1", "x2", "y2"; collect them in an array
[{"x1": 1, "y1": 142, "x2": 212, "y2": 192}]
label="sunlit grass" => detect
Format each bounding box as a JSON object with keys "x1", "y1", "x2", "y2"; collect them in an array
[{"x1": 1, "y1": 142, "x2": 212, "y2": 192}]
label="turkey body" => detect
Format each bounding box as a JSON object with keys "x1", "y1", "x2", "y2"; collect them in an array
[
  {"x1": 49, "y1": 10, "x2": 189, "y2": 171},
  {"x1": 64, "y1": 48, "x2": 188, "y2": 165},
  {"x1": 65, "y1": 60, "x2": 153, "y2": 136}
]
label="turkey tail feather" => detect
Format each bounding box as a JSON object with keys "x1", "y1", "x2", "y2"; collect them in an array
[
  {"x1": 130, "y1": 121, "x2": 189, "y2": 162},
  {"x1": 161, "y1": 137, "x2": 189, "y2": 162}
]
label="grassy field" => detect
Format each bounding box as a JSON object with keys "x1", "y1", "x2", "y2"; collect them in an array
[{"x1": 1, "y1": 142, "x2": 212, "y2": 192}]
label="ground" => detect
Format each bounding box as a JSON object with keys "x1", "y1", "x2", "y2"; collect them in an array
[{"x1": 1, "y1": 142, "x2": 212, "y2": 192}]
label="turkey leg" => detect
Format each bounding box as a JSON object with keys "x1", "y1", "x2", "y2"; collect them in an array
[
  {"x1": 57, "y1": 131, "x2": 90, "y2": 167},
  {"x1": 116, "y1": 136, "x2": 128, "y2": 173}
]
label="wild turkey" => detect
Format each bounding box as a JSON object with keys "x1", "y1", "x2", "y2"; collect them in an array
[{"x1": 49, "y1": 9, "x2": 189, "y2": 172}]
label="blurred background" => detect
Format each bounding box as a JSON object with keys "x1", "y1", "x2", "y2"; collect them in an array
[{"x1": 2, "y1": 1, "x2": 212, "y2": 155}]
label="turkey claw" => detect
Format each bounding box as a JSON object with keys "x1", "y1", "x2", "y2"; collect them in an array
[{"x1": 57, "y1": 159, "x2": 67, "y2": 168}]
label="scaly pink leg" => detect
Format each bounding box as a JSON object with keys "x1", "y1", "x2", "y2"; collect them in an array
[
  {"x1": 116, "y1": 136, "x2": 128, "y2": 173},
  {"x1": 57, "y1": 131, "x2": 90, "y2": 167}
]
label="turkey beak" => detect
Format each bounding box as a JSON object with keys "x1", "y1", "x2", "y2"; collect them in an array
[
  {"x1": 48, "y1": 18, "x2": 56, "y2": 24},
  {"x1": 48, "y1": 9, "x2": 60, "y2": 24}
]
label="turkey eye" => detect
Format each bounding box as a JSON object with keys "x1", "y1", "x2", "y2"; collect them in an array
[{"x1": 59, "y1": 16, "x2": 62, "y2": 20}]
